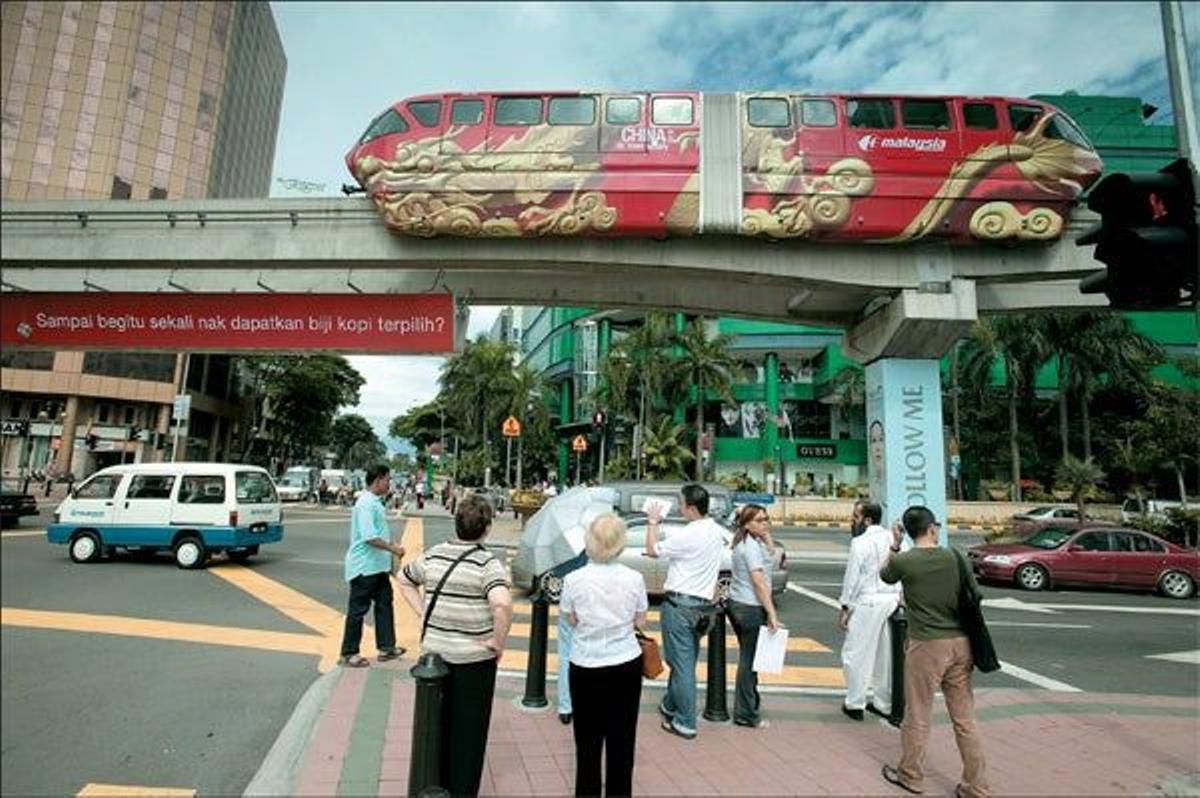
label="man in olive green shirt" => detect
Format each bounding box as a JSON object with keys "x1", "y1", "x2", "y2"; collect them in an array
[{"x1": 878, "y1": 506, "x2": 989, "y2": 798}]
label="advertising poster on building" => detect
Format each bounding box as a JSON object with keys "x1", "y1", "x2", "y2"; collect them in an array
[
  {"x1": 864, "y1": 359, "x2": 947, "y2": 543},
  {"x1": 0, "y1": 292, "x2": 456, "y2": 354}
]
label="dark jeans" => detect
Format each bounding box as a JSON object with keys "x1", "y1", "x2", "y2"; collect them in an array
[
  {"x1": 727, "y1": 600, "x2": 766, "y2": 724},
  {"x1": 441, "y1": 657, "x2": 499, "y2": 797},
  {"x1": 339, "y1": 572, "x2": 395, "y2": 657},
  {"x1": 570, "y1": 655, "x2": 643, "y2": 797}
]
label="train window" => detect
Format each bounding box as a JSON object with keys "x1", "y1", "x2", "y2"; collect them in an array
[
  {"x1": 652, "y1": 97, "x2": 693, "y2": 126},
  {"x1": 846, "y1": 99, "x2": 895, "y2": 129},
  {"x1": 451, "y1": 99, "x2": 484, "y2": 126},
  {"x1": 901, "y1": 99, "x2": 951, "y2": 130},
  {"x1": 1008, "y1": 104, "x2": 1043, "y2": 133},
  {"x1": 1044, "y1": 114, "x2": 1092, "y2": 148},
  {"x1": 548, "y1": 96, "x2": 596, "y2": 126},
  {"x1": 606, "y1": 97, "x2": 641, "y2": 124},
  {"x1": 963, "y1": 102, "x2": 998, "y2": 130},
  {"x1": 358, "y1": 108, "x2": 408, "y2": 144},
  {"x1": 407, "y1": 101, "x2": 442, "y2": 128},
  {"x1": 801, "y1": 99, "x2": 837, "y2": 127},
  {"x1": 747, "y1": 98, "x2": 790, "y2": 128},
  {"x1": 495, "y1": 97, "x2": 543, "y2": 126}
]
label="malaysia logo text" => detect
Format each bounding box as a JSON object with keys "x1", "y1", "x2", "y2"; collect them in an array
[{"x1": 857, "y1": 134, "x2": 947, "y2": 153}]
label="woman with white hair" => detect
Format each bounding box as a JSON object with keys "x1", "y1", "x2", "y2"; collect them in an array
[{"x1": 560, "y1": 513, "x2": 648, "y2": 797}]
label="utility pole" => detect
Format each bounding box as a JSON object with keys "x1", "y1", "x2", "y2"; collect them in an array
[
  {"x1": 172, "y1": 354, "x2": 191, "y2": 463},
  {"x1": 1161, "y1": 0, "x2": 1198, "y2": 162}
]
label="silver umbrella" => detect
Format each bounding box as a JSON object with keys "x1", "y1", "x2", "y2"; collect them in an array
[{"x1": 517, "y1": 485, "x2": 618, "y2": 577}]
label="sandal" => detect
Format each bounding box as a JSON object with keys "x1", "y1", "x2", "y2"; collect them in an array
[
  {"x1": 338, "y1": 654, "x2": 370, "y2": 668},
  {"x1": 377, "y1": 647, "x2": 406, "y2": 662},
  {"x1": 881, "y1": 764, "x2": 922, "y2": 794}
]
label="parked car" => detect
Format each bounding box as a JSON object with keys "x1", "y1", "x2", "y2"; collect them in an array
[
  {"x1": 0, "y1": 479, "x2": 38, "y2": 527},
  {"x1": 1121, "y1": 498, "x2": 1184, "y2": 524},
  {"x1": 511, "y1": 516, "x2": 787, "y2": 603},
  {"x1": 47, "y1": 463, "x2": 283, "y2": 569},
  {"x1": 968, "y1": 525, "x2": 1198, "y2": 599}
]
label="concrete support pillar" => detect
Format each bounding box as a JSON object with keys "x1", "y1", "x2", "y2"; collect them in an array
[
  {"x1": 557, "y1": 379, "x2": 572, "y2": 485},
  {"x1": 865, "y1": 359, "x2": 949, "y2": 547},
  {"x1": 598, "y1": 319, "x2": 611, "y2": 360},
  {"x1": 763, "y1": 351, "x2": 780, "y2": 492},
  {"x1": 55, "y1": 396, "x2": 80, "y2": 476}
]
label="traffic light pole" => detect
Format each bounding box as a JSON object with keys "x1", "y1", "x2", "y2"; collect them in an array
[{"x1": 1161, "y1": 0, "x2": 1198, "y2": 162}]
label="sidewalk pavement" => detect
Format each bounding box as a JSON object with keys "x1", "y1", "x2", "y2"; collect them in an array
[{"x1": 248, "y1": 658, "x2": 1199, "y2": 797}]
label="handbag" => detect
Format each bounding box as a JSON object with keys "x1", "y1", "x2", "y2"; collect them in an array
[
  {"x1": 421, "y1": 544, "x2": 485, "y2": 642},
  {"x1": 952, "y1": 549, "x2": 1001, "y2": 673},
  {"x1": 635, "y1": 629, "x2": 664, "y2": 679}
]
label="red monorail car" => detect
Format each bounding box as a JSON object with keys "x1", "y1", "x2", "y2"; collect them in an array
[{"x1": 346, "y1": 91, "x2": 1102, "y2": 242}]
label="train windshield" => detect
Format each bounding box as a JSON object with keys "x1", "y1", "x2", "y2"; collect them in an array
[
  {"x1": 1044, "y1": 114, "x2": 1094, "y2": 150},
  {"x1": 358, "y1": 108, "x2": 408, "y2": 144}
]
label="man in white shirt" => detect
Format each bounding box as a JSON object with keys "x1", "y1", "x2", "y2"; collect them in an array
[
  {"x1": 645, "y1": 483, "x2": 726, "y2": 740},
  {"x1": 838, "y1": 501, "x2": 904, "y2": 722}
]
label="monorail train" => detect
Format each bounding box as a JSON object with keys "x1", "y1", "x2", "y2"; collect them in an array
[{"x1": 345, "y1": 91, "x2": 1103, "y2": 243}]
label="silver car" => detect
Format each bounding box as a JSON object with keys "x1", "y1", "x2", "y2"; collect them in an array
[{"x1": 510, "y1": 516, "x2": 788, "y2": 603}]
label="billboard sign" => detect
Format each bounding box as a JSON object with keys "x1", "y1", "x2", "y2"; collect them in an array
[{"x1": 0, "y1": 292, "x2": 456, "y2": 354}]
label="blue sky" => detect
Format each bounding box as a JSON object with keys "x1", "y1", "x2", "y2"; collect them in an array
[{"x1": 265, "y1": 1, "x2": 1196, "y2": 445}]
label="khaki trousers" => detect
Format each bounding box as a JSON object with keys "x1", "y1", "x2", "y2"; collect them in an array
[{"x1": 898, "y1": 636, "x2": 990, "y2": 798}]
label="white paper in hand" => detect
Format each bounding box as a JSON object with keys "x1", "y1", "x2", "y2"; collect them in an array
[
  {"x1": 642, "y1": 497, "x2": 673, "y2": 520},
  {"x1": 752, "y1": 626, "x2": 788, "y2": 674}
]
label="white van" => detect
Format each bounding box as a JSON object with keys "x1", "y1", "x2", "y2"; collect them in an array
[
  {"x1": 47, "y1": 463, "x2": 283, "y2": 569},
  {"x1": 1121, "y1": 498, "x2": 1184, "y2": 523}
]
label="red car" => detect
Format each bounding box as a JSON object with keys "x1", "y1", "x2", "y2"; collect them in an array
[{"x1": 968, "y1": 526, "x2": 1199, "y2": 600}]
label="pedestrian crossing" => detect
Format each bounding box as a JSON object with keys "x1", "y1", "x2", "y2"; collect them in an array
[{"x1": 501, "y1": 601, "x2": 846, "y2": 689}]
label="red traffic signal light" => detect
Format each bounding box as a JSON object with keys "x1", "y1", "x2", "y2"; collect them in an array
[
  {"x1": 592, "y1": 410, "x2": 607, "y2": 427},
  {"x1": 1076, "y1": 158, "x2": 1196, "y2": 309}
]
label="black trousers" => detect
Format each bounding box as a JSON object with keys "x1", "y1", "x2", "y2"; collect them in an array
[
  {"x1": 441, "y1": 657, "x2": 499, "y2": 797},
  {"x1": 569, "y1": 655, "x2": 643, "y2": 797},
  {"x1": 339, "y1": 572, "x2": 395, "y2": 657},
  {"x1": 727, "y1": 600, "x2": 766, "y2": 724}
]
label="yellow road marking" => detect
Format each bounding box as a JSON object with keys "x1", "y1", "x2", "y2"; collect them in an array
[
  {"x1": 497, "y1": 649, "x2": 845, "y2": 688},
  {"x1": 507, "y1": 622, "x2": 830, "y2": 653},
  {"x1": 1, "y1": 530, "x2": 44, "y2": 538},
  {"x1": 1, "y1": 608, "x2": 325, "y2": 659},
  {"x1": 77, "y1": 784, "x2": 195, "y2": 797},
  {"x1": 392, "y1": 516, "x2": 424, "y2": 657}
]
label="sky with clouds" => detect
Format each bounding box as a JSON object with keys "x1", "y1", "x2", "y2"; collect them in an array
[{"x1": 265, "y1": 1, "x2": 1196, "y2": 447}]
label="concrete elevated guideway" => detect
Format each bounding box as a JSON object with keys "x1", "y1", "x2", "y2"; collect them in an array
[{"x1": 0, "y1": 198, "x2": 1105, "y2": 361}]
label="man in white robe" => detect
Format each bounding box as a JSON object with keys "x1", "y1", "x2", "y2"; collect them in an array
[{"x1": 838, "y1": 501, "x2": 904, "y2": 721}]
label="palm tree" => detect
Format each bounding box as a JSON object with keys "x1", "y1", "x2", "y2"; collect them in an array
[
  {"x1": 641, "y1": 417, "x2": 695, "y2": 479},
  {"x1": 1055, "y1": 455, "x2": 1105, "y2": 521},
  {"x1": 673, "y1": 318, "x2": 737, "y2": 480},
  {"x1": 507, "y1": 363, "x2": 548, "y2": 489},
  {"x1": 440, "y1": 338, "x2": 517, "y2": 481},
  {"x1": 619, "y1": 313, "x2": 675, "y2": 477},
  {"x1": 959, "y1": 317, "x2": 1045, "y2": 501}
]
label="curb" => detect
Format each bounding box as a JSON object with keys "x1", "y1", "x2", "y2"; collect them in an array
[{"x1": 243, "y1": 668, "x2": 342, "y2": 797}]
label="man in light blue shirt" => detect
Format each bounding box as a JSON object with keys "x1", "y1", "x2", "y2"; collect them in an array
[{"x1": 339, "y1": 463, "x2": 405, "y2": 667}]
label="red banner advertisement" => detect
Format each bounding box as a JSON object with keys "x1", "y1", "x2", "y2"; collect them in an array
[{"x1": 0, "y1": 292, "x2": 455, "y2": 354}]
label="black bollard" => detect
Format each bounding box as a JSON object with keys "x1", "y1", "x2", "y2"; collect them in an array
[
  {"x1": 522, "y1": 590, "x2": 549, "y2": 708},
  {"x1": 888, "y1": 606, "x2": 908, "y2": 726},
  {"x1": 44, "y1": 479, "x2": 52, "y2": 497},
  {"x1": 22, "y1": 476, "x2": 31, "y2": 494},
  {"x1": 702, "y1": 608, "x2": 730, "y2": 722},
  {"x1": 408, "y1": 653, "x2": 450, "y2": 798}
]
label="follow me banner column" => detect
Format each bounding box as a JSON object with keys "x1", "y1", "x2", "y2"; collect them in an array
[{"x1": 865, "y1": 359, "x2": 949, "y2": 548}]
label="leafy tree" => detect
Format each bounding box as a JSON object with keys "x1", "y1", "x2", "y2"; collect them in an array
[
  {"x1": 619, "y1": 313, "x2": 675, "y2": 476},
  {"x1": 1129, "y1": 372, "x2": 1200, "y2": 507},
  {"x1": 390, "y1": 401, "x2": 449, "y2": 452},
  {"x1": 507, "y1": 364, "x2": 549, "y2": 488},
  {"x1": 345, "y1": 438, "x2": 387, "y2": 470},
  {"x1": 641, "y1": 418, "x2": 694, "y2": 479},
  {"x1": 239, "y1": 355, "x2": 364, "y2": 467},
  {"x1": 330, "y1": 413, "x2": 378, "y2": 466},
  {"x1": 1054, "y1": 455, "x2": 1105, "y2": 520},
  {"x1": 440, "y1": 338, "x2": 517, "y2": 478},
  {"x1": 673, "y1": 318, "x2": 736, "y2": 480}
]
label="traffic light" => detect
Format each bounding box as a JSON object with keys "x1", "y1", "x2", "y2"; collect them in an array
[
  {"x1": 1076, "y1": 158, "x2": 1197, "y2": 309},
  {"x1": 592, "y1": 410, "x2": 607, "y2": 429}
]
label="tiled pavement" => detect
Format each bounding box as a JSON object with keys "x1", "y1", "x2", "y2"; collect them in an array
[{"x1": 278, "y1": 660, "x2": 1199, "y2": 797}]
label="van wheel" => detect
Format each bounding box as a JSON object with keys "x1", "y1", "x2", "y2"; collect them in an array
[
  {"x1": 1159, "y1": 570, "x2": 1196, "y2": 600},
  {"x1": 174, "y1": 536, "x2": 208, "y2": 570},
  {"x1": 69, "y1": 531, "x2": 102, "y2": 564},
  {"x1": 228, "y1": 545, "x2": 259, "y2": 562}
]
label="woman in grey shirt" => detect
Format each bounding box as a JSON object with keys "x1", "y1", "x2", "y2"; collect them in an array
[{"x1": 728, "y1": 503, "x2": 780, "y2": 728}]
